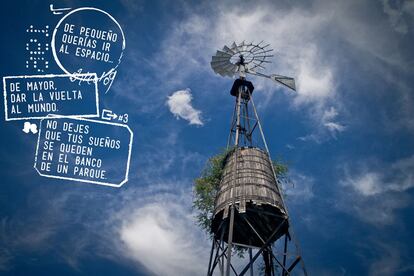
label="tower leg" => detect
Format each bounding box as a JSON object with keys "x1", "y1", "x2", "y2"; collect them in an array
[
  {"x1": 207, "y1": 238, "x2": 215, "y2": 276},
  {"x1": 249, "y1": 248, "x2": 253, "y2": 276},
  {"x1": 282, "y1": 234, "x2": 288, "y2": 276},
  {"x1": 239, "y1": 219, "x2": 286, "y2": 276},
  {"x1": 226, "y1": 205, "x2": 236, "y2": 275},
  {"x1": 263, "y1": 247, "x2": 271, "y2": 276},
  {"x1": 226, "y1": 87, "x2": 243, "y2": 275},
  {"x1": 208, "y1": 221, "x2": 226, "y2": 276}
]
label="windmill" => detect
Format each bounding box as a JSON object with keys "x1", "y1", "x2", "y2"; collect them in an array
[{"x1": 207, "y1": 41, "x2": 307, "y2": 276}]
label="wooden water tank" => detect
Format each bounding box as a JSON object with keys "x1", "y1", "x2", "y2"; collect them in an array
[{"x1": 211, "y1": 147, "x2": 289, "y2": 247}]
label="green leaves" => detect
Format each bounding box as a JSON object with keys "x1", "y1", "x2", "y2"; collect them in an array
[{"x1": 193, "y1": 148, "x2": 232, "y2": 234}]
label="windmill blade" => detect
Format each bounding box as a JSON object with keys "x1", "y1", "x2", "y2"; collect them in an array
[
  {"x1": 250, "y1": 62, "x2": 266, "y2": 70},
  {"x1": 251, "y1": 40, "x2": 264, "y2": 51},
  {"x1": 211, "y1": 64, "x2": 227, "y2": 77},
  {"x1": 211, "y1": 64, "x2": 228, "y2": 76},
  {"x1": 253, "y1": 55, "x2": 274, "y2": 59},
  {"x1": 251, "y1": 44, "x2": 271, "y2": 54},
  {"x1": 211, "y1": 57, "x2": 230, "y2": 64},
  {"x1": 223, "y1": 45, "x2": 235, "y2": 55},
  {"x1": 212, "y1": 53, "x2": 231, "y2": 60},
  {"x1": 233, "y1": 43, "x2": 241, "y2": 53},
  {"x1": 231, "y1": 41, "x2": 237, "y2": 51},
  {"x1": 215, "y1": 50, "x2": 232, "y2": 58},
  {"x1": 211, "y1": 59, "x2": 236, "y2": 77},
  {"x1": 270, "y1": 74, "x2": 296, "y2": 91},
  {"x1": 211, "y1": 59, "x2": 231, "y2": 67},
  {"x1": 221, "y1": 64, "x2": 237, "y2": 76},
  {"x1": 212, "y1": 59, "x2": 235, "y2": 70},
  {"x1": 211, "y1": 60, "x2": 233, "y2": 69},
  {"x1": 211, "y1": 47, "x2": 235, "y2": 77},
  {"x1": 252, "y1": 48, "x2": 274, "y2": 55}
]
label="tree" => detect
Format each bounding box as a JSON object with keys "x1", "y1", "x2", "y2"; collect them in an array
[{"x1": 193, "y1": 148, "x2": 233, "y2": 235}]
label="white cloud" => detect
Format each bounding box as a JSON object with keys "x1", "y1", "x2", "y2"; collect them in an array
[
  {"x1": 167, "y1": 89, "x2": 204, "y2": 126},
  {"x1": 322, "y1": 107, "x2": 346, "y2": 135},
  {"x1": 116, "y1": 0, "x2": 413, "y2": 137},
  {"x1": 211, "y1": 6, "x2": 337, "y2": 106},
  {"x1": 353, "y1": 236, "x2": 414, "y2": 276},
  {"x1": 324, "y1": 122, "x2": 345, "y2": 132},
  {"x1": 346, "y1": 172, "x2": 383, "y2": 196},
  {"x1": 369, "y1": 245, "x2": 399, "y2": 276},
  {"x1": 91, "y1": 177, "x2": 212, "y2": 276},
  {"x1": 283, "y1": 171, "x2": 314, "y2": 202},
  {"x1": 0, "y1": 189, "x2": 100, "y2": 271},
  {"x1": 380, "y1": 0, "x2": 414, "y2": 34},
  {"x1": 342, "y1": 155, "x2": 414, "y2": 197},
  {"x1": 322, "y1": 106, "x2": 339, "y2": 121},
  {"x1": 298, "y1": 106, "x2": 345, "y2": 142},
  {"x1": 294, "y1": 46, "x2": 335, "y2": 105},
  {"x1": 152, "y1": 3, "x2": 338, "y2": 126},
  {"x1": 339, "y1": 155, "x2": 414, "y2": 225},
  {"x1": 119, "y1": 201, "x2": 207, "y2": 276}
]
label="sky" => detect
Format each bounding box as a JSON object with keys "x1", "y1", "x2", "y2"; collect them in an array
[{"x1": 0, "y1": 0, "x2": 414, "y2": 275}]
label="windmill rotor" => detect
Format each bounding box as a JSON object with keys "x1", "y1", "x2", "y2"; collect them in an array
[{"x1": 210, "y1": 41, "x2": 296, "y2": 91}]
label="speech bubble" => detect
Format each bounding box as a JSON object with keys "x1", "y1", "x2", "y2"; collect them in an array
[
  {"x1": 51, "y1": 7, "x2": 126, "y2": 80},
  {"x1": 3, "y1": 73, "x2": 99, "y2": 121},
  {"x1": 34, "y1": 116, "x2": 133, "y2": 187}
]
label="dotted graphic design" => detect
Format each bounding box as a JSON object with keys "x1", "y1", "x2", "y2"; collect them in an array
[{"x1": 26, "y1": 25, "x2": 51, "y2": 73}]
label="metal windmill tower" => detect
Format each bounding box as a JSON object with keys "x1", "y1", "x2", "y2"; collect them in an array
[{"x1": 207, "y1": 41, "x2": 307, "y2": 276}]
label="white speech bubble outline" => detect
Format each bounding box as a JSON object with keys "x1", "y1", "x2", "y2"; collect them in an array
[
  {"x1": 3, "y1": 73, "x2": 99, "y2": 121},
  {"x1": 51, "y1": 7, "x2": 126, "y2": 81},
  {"x1": 33, "y1": 116, "x2": 133, "y2": 188}
]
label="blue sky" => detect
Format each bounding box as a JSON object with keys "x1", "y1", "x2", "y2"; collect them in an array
[{"x1": 1, "y1": 0, "x2": 414, "y2": 275}]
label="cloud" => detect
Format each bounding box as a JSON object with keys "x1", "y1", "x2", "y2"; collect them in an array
[
  {"x1": 380, "y1": 0, "x2": 414, "y2": 34},
  {"x1": 324, "y1": 122, "x2": 345, "y2": 132},
  {"x1": 112, "y1": 182, "x2": 210, "y2": 276},
  {"x1": 352, "y1": 237, "x2": 413, "y2": 276},
  {"x1": 0, "y1": 189, "x2": 86, "y2": 271},
  {"x1": 345, "y1": 172, "x2": 383, "y2": 196},
  {"x1": 119, "y1": 201, "x2": 207, "y2": 276},
  {"x1": 150, "y1": 2, "x2": 339, "y2": 131},
  {"x1": 298, "y1": 106, "x2": 345, "y2": 142},
  {"x1": 294, "y1": 45, "x2": 335, "y2": 105},
  {"x1": 167, "y1": 89, "x2": 204, "y2": 126},
  {"x1": 368, "y1": 241, "x2": 402, "y2": 276},
  {"x1": 0, "y1": 119, "x2": 209, "y2": 273},
  {"x1": 283, "y1": 171, "x2": 314, "y2": 202},
  {"x1": 322, "y1": 107, "x2": 346, "y2": 134},
  {"x1": 114, "y1": 0, "x2": 413, "y2": 140},
  {"x1": 178, "y1": 3, "x2": 343, "y2": 138},
  {"x1": 338, "y1": 155, "x2": 414, "y2": 225},
  {"x1": 342, "y1": 155, "x2": 414, "y2": 196}
]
